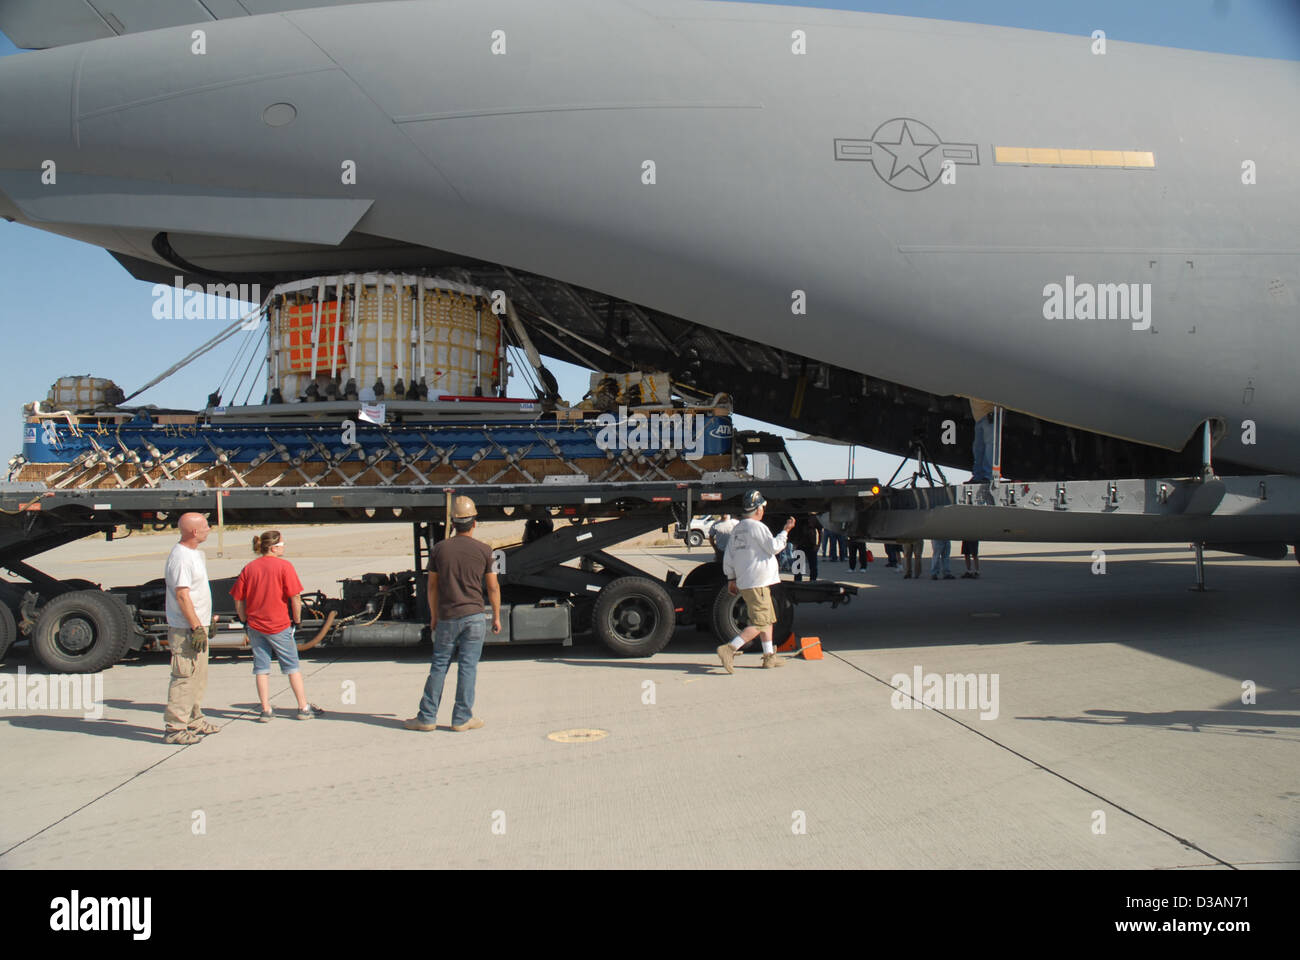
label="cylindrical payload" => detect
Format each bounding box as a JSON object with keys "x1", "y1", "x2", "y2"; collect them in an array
[{"x1": 267, "y1": 274, "x2": 502, "y2": 403}]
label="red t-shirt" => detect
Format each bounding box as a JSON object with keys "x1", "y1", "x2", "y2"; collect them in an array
[{"x1": 230, "y1": 556, "x2": 304, "y2": 634}]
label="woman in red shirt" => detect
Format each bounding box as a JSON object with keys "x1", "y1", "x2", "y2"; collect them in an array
[{"x1": 230, "y1": 531, "x2": 319, "y2": 721}]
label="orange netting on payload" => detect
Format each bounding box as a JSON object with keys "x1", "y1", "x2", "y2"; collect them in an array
[{"x1": 282, "y1": 301, "x2": 347, "y2": 374}]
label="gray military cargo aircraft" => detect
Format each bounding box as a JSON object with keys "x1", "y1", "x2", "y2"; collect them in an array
[{"x1": 0, "y1": 0, "x2": 1297, "y2": 503}]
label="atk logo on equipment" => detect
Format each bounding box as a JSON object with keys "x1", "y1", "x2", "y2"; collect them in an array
[{"x1": 834, "y1": 118, "x2": 979, "y2": 191}]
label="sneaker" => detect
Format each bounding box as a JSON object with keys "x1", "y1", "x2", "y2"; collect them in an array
[
  {"x1": 760, "y1": 653, "x2": 786, "y2": 669},
  {"x1": 258, "y1": 709, "x2": 273, "y2": 723},
  {"x1": 403, "y1": 717, "x2": 437, "y2": 732},
  {"x1": 451, "y1": 717, "x2": 484, "y2": 732},
  {"x1": 716, "y1": 643, "x2": 736, "y2": 674},
  {"x1": 163, "y1": 729, "x2": 201, "y2": 745},
  {"x1": 297, "y1": 704, "x2": 322, "y2": 721},
  {"x1": 961, "y1": 572, "x2": 974, "y2": 579},
  {"x1": 944, "y1": 574, "x2": 956, "y2": 580}
]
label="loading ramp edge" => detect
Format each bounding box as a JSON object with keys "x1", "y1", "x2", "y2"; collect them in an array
[{"x1": 866, "y1": 475, "x2": 1300, "y2": 543}]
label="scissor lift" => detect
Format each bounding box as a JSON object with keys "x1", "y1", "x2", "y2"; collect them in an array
[{"x1": 0, "y1": 476, "x2": 874, "y2": 672}]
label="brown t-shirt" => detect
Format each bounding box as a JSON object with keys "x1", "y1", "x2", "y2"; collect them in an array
[{"x1": 430, "y1": 535, "x2": 493, "y2": 619}]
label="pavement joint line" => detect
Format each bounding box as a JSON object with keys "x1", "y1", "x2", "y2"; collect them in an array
[
  {"x1": 0, "y1": 749, "x2": 183, "y2": 861},
  {"x1": 824, "y1": 649, "x2": 1239, "y2": 870},
  {"x1": 0, "y1": 650, "x2": 353, "y2": 861}
]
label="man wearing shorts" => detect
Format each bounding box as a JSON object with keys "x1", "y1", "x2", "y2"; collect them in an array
[
  {"x1": 231, "y1": 530, "x2": 319, "y2": 721},
  {"x1": 717, "y1": 490, "x2": 796, "y2": 672}
]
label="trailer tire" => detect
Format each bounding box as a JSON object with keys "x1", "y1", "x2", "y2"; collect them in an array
[
  {"x1": 31, "y1": 590, "x2": 132, "y2": 673},
  {"x1": 0, "y1": 602, "x2": 16, "y2": 662},
  {"x1": 686, "y1": 530, "x2": 705, "y2": 548},
  {"x1": 592, "y1": 576, "x2": 675, "y2": 657},
  {"x1": 711, "y1": 583, "x2": 795, "y2": 647}
]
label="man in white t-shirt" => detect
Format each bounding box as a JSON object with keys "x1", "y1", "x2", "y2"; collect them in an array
[
  {"x1": 163, "y1": 512, "x2": 217, "y2": 744},
  {"x1": 718, "y1": 490, "x2": 796, "y2": 673}
]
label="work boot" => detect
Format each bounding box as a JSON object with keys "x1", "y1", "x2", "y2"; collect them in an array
[
  {"x1": 451, "y1": 717, "x2": 484, "y2": 732},
  {"x1": 716, "y1": 643, "x2": 736, "y2": 674},
  {"x1": 760, "y1": 653, "x2": 786, "y2": 668}
]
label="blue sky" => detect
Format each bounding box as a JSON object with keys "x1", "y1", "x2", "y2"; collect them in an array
[{"x1": 1, "y1": 1, "x2": 1296, "y2": 481}]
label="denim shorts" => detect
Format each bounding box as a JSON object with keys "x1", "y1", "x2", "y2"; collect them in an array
[{"x1": 248, "y1": 626, "x2": 300, "y2": 675}]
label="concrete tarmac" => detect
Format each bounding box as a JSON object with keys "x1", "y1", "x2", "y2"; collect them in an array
[{"x1": 1, "y1": 531, "x2": 1296, "y2": 869}]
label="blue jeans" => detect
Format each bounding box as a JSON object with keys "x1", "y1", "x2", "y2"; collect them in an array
[
  {"x1": 972, "y1": 415, "x2": 995, "y2": 482},
  {"x1": 416, "y1": 612, "x2": 487, "y2": 727},
  {"x1": 930, "y1": 540, "x2": 952, "y2": 577}
]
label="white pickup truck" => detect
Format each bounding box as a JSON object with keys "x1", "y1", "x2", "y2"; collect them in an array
[{"x1": 674, "y1": 515, "x2": 721, "y2": 548}]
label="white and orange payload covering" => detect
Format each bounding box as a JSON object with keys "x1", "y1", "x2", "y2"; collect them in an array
[{"x1": 268, "y1": 274, "x2": 503, "y2": 401}]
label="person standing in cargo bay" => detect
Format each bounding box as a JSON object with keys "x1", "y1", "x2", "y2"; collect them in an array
[
  {"x1": 405, "y1": 496, "x2": 502, "y2": 732},
  {"x1": 162, "y1": 512, "x2": 219, "y2": 744},
  {"x1": 717, "y1": 490, "x2": 796, "y2": 672}
]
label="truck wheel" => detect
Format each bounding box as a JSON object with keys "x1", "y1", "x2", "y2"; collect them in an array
[
  {"x1": 711, "y1": 584, "x2": 795, "y2": 646},
  {"x1": 592, "y1": 576, "x2": 675, "y2": 657},
  {"x1": 0, "y1": 602, "x2": 15, "y2": 661},
  {"x1": 687, "y1": 530, "x2": 705, "y2": 548},
  {"x1": 32, "y1": 590, "x2": 132, "y2": 673}
]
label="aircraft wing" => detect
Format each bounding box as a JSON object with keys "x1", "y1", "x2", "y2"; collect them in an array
[{"x1": 0, "y1": 0, "x2": 393, "y2": 49}]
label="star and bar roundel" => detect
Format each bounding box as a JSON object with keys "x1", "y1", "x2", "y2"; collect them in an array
[{"x1": 835, "y1": 118, "x2": 979, "y2": 191}]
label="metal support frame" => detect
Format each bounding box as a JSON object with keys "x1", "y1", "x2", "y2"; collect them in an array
[
  {"x1": 885, "y1": 437, "x2": 949, "y2": 490},
  {"x1": 991, "y1": 404, "x2": 1004, "y2": 486}
]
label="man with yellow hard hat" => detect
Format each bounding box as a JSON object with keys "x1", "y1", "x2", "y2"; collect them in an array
[{"x1": 405, "y1": 495, "x2": 502, "y2": 732}]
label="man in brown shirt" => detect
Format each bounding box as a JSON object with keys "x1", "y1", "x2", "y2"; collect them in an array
[{"x1": 405, "y1": 496, "x2": 502, "y2": 732}]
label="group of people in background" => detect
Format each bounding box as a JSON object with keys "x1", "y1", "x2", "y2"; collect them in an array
[{"x1": 883, "y1": 538, "x2": 981, "y2": 580}]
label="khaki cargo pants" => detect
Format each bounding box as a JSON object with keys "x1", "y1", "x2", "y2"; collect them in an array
[{"x1": 163, "y1": 627, "x2": 209, "y2": 733}]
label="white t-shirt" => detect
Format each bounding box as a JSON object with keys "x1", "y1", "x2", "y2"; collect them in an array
[
  {"x1": 165, "y1": 543, "x2": 211, "y2": 629},
  {"x1": 723, "y1": 518, "x2": 788, "y2": 590}
]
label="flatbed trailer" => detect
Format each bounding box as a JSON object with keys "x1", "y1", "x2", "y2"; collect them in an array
[{"x1": 0, "y1": 476, "x2": 878, "y2": 672}]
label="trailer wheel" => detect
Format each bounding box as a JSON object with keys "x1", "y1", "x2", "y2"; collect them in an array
[
  {"x1": 592, "y1": 577, "x2": 675, "y2": 657},
  {"x1": 711, "y1": 584, "x2": 795, "y2": 647},
  {"x1": 0, "y1": 602, "x2": 16, "y2": 662},
  {"x1": 31, "y1": 590, "x2": 132, "y2": 673},
  {"x1": 686, "y1": 530, "x2": 705, "y2": 548}
]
